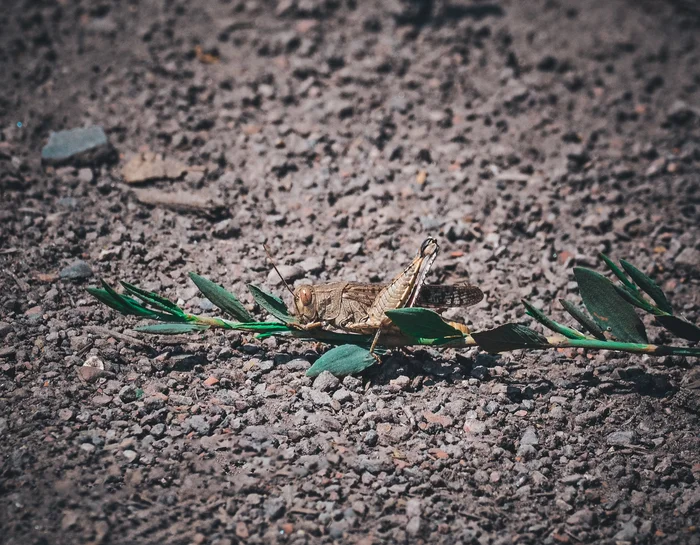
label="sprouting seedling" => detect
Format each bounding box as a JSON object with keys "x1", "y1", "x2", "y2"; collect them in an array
[{"x1": 87, "y1": 246, "x2": 700, "y2": 378}]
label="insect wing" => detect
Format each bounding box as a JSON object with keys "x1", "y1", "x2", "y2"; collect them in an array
[
  {"x1": 417, "y1": 282, "x2": 483, "y2": 308},
  {"x1": 340, "y1": 281, "x2": 484, "y2": 309},
  {"x1": 341, "y1": 283, "x2": 384, "y2": 307}
]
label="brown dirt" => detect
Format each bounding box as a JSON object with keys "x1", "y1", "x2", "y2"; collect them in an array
[{"x1": 1, "y1": 1, "x2": 699, "y2": 544}]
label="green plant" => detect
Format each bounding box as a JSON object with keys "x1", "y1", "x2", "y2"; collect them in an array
[{"x1": 87, "y1": 256, "x2": 700, "y2": 377}]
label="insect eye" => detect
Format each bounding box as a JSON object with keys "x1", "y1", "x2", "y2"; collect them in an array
[
  {"x1": 420, "y1": 237, "x2": 437, "y2": 256},
  {"x1": 299, "y1": 287, "x2": 313, "y2": 306}
]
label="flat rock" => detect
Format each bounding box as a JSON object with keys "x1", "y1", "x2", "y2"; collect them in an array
[
  {"x1": 267, "y1": 264, "x2": 304, "y2": 285},
  {"x1": 520, "y1": 427, "x2": 539, "y2": 446},
  {"x1": 77, "y1": 366, "x2": 107, "y2": 383},
  {"x1": 186, "y1": 415, "x2": 211, "y2": 435},
  {"x1": 606, "y1": 430, "x2": 637, "y2": 446},
  {"x1": 132, "y1": 188, "x2": 225, "y2": 217},
  {"x1": 675, "y1": 247, "x2": 699, "y2": 269},
  {"x1": 122, "y1": 152, "x2": 189, "y2": 183},
  {"x1": 41, "y1": 126, "x2": 114, "y2": 166},
  {"x1": 59, "y1": 260, "x2": 93, "y2": 280},
  {"x1": 312, "y1": 371, "x2": 340, "y2": 391},
  {"x1": 0, "y1": 322, "x2": 12, "y2": 339}
]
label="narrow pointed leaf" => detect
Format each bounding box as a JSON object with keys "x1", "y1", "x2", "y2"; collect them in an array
[
  {"x1": 574, "y1": 267, "x2": 648, "y2": 343},
  {"x1": 655, "y1": 315, "x2": 700, "y2": 342},
  {"x1": 87, "y1": 287, "x2": 134, "y2": 315},
  {"x1": 247, "y1": 284, "x2": 296, "y2": 323},
  {"x1": 613, "y1": 284, "x2": 657, "y2": 313},
  {"x1": 120, "y1": 281, "x2": 185, "y2": 317},
  {"x1": 620, "y1": 260, "x2": 673, "y2": 314},
  {"x1": 472, "y1": 324, "x2": 550, "y2": 353},
  {"x1": 91, "y1": 281, "x2": 172, "y2": 320},
  {"x1": 522, "y1": 300, "x2": 586, "y2": 339},
  {"x1": 559, "y1": 299, "x2": 607, "y2": 340},
  {"x1": 134, "y1": 323, "x2": 210, "y2": 334},
  {"x1": 189, "y1": 273, "x2": 253, "y2": 321},
  {"x1": 599, "y1": 253, "x2": 637, "y2": 291},
  {"x1": 306, "y1": 344, "x2": 377, "y2": 377},
  {"x1": 385, "y1": 307, "x2": 463, "y2": 340}
]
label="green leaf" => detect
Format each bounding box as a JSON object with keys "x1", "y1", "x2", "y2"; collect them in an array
[
  {"x1": 189, "y1": 273, "x2": 253, "y2": 322},
  {"x1": 559, "y1": 299, "x2": 607, "y2": 340},
  {"x1": 120, "y1": 281, "x2": 185, "y2": 318},
  {"x1": 574, "y1": 267, "x2": 648, "y2": 343},
  {"x1": 89, "y1": 281, "x2": 172, "y2": 321},
  {"x1": 306, "y1": 344, "x2": 377, "y2": 377},
  {"x1": 620, "y1": 260, "x2": 673, "y2": 314},
  {"x1": 655, "y1": 315, "x2": 700, "y2": 342},
  {"x1": 87, "y1": 287, "x2": 133, "y2": 315},
  {"x1": 247, "y1": 284, "x2": 296, "y2": 324},
  {"x1": 472, "y1": 324, "x2": 550, "y2": 353},
  {"x1": 522, "y1": 300, "x2": 586, "y2": 340},
  {"x1": 613, "y1": 284, "x2": 658, "y2": 313},
  {"x1": 385, "y1": 307, "x2": 463, "y2": 340},
  {"x1": 599, "y1": 253, "x2": 637, "y2": 292},
  {"x1": 236, "y1": 322, "x2": 293, "y2": 333},
  {"x1": 134, "y1": 323, "x2": 210, "y2": 335}
]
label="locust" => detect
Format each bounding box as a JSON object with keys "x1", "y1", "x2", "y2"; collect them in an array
[{"x1": 267, "y1": 237, "x2": 483, "y2": 358}]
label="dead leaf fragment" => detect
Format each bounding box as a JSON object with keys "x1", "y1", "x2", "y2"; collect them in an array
[
  {"x1": 203, "y1": 376, "x2": 219, "y2": 387},
  {"x1": 131, "y1": 188, "x2": 225, "y2": 217},
  {"x1": 122, "y1": 152, "x2": 189, "y2": 184},
  {"x1": 195, "y1": 45, "x2": 219, "y2": 64}
]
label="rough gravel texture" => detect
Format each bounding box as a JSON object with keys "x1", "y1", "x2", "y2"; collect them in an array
[{"x1": 1, "y1": 1, "x2": 700, "y2": 544}]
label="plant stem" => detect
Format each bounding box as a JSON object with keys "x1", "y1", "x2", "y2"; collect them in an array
[
  {"x1": 546, "y1": 337, "x2": 700, "y2": 357},
  {"x1": 182, "y1": 312, "x2": 700, "y2": 357}
]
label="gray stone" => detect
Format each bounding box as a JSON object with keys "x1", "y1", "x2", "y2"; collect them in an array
[
  {"x1": 470, "y1": 365, "x2": 489, "y2": 380},
  {"x1": 406, "y1": 498, "x2": 422, "y2": 518},
  {"x1": 463, "y1": 419, "x2": 486, "y2": 435},
  {"x1": 123, "y1": 450, "x2": 139, "y2": 463},
  {"x1": 77, "y1": 168, "x2": 93, "y2": 183},
  {"x1": 675, "y1": 247, "x2": 699, "y2": 269},
  {"x1": 170, "y1": 393, "x2": 194, "y2": 406},
  {"x1": 607, "y1": 430, "x2": 637, "y2": 447},
  {"x1": 364, "y1": 429, "x2": 378, "y2": 446},
  {"x1": 614, "y1": 519, "x2": 638, "y2": 541},
  {"x1": 517, "y1": 444, "x2": 537, "y2": 460},
  {"x1": 150, "y1": 423, "x2": 166, "y2": 438},
  {"x1": 186, "y1": 415, "x2": 211, "y2": 435},
  {"x1": 567, "y1": 508, "x2": 596, "y2": 526},
  {"x1": 212, "y1": 219, "x2": 241, "y2": 239},
  {"x1": 267, "y1": 264, "x2": 304, "y2": 285},
  {"x1": 307, "y1": 389, "x2": 332, "y2": 406},
  {"x1": 313, "y1": 371, "x2": 340, "y2": 391},
  {"x1": 520, "y1": 427, "x2": 539, "y2": 446},
  {"x1": 264, "y1": 496, "x2": 286, "y2": 520},
  {"x1": 406, "y1": 516, "x2": 421, "y2": 536},
  {"x1": 57, "y1": 197, "x2": 79, "y2": 209},
  {"x1": 80, "y1": 443, "x2": 96, "y2": 453},
  {"x1": 0, "y1": 322, "x2": 12, "y2": 339},
  {"x1": 59, "y1": 260, "x2": 93, "y2": 280},
  {"x1": 41, "y1": 126, "x2": 113, "y2": 166},
  {"x1": 332, "y1": 388, "x2": 353, "y2": 403},
  {"x1": 299, "y1": 256, "x2": 324, "y2": 273},
  {"x1": 118, "y1": 385, "x2": 138, "y2": 403}
]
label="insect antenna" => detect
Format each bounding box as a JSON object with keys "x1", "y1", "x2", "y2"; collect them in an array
[{"x1": 263, "y1": 244, "x2": 296, "y2": 298}]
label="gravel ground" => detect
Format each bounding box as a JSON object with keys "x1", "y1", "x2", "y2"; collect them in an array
[{"x1": 1, "y1": 1, "x2": 699, "y2": 544}]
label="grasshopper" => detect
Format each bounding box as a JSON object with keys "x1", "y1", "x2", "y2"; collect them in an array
[{"x1": 267, "y1": 238, "x2": 483, "y2": 357}]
